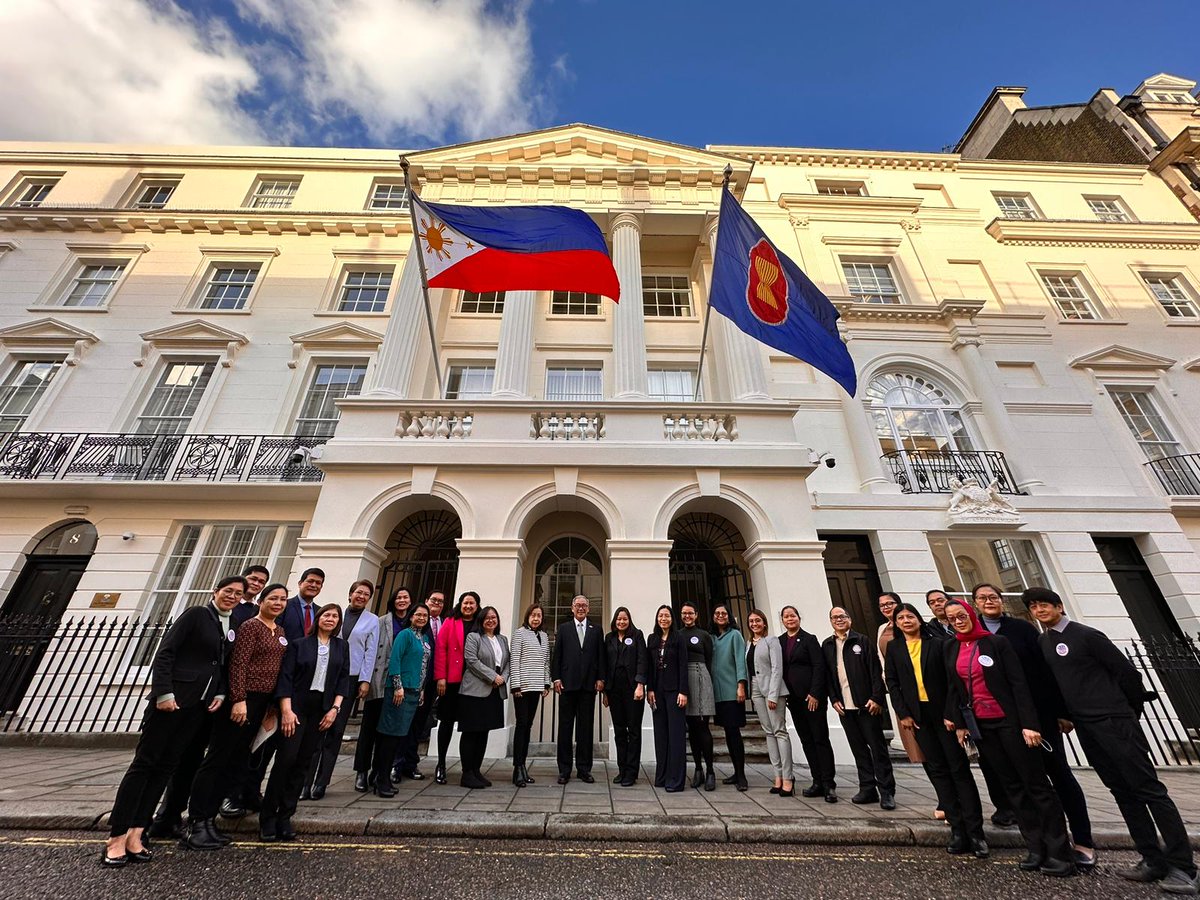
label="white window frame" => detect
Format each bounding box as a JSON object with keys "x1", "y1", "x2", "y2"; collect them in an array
[
  {"x1": 1038, "y1": 270, "x2": 1102, "y2": 320},
  {"x1": 445, "y1": 363, "x2": 496, "y2": 399},
  {"x1": 1146, "y1": 91, "x2": 1197, "y2": 104},
  {"x1": 458, "y1": 291, "x2": 506, "y2": 315},
  {"x1": 1139, "y1": 273, "x2": 1200, "y2": 321},
  {"x1": 180, "y1": 248, "x2": 278, "y2": 313},
  {"x1": 815, "y1": 180, "x2": 867, "y2": 197},
  {"x1": 993, "y1": 192, "x2": 1041, "y2": 220},
  {"x1": 1107, "y1": 387, "x2": 1186, "y2": 461},
  {"x1": 549, "y1": 291, "x2": 603, "y2": 317},
  {"x1": 642, "y1": 273, "x2": 694, "y2": 318},
  {"x1": 545, "y1": 365, "x2": 603, "y2": 402},
  {"x1": 928, "y1": 534, "x2": 1054, "y2": 618},
  {"x1": 366, "y1": 181, "x2": 409, "y2": 211},
  {"x1": 647, "y1": 368, "x2": 699, "y2": 402},
  {"x1": 293, "y1": 359, "x2": 370, "y2": 440},
  {"x1": 0, "y1": 357, "x2": 66, "y2": 433},
  {"x1": 134, "y1": 359, "x2": 219, "y2": 435},
  {"x1": 34, "y1": 244, "x2": 147, "y2": 312},
  {"x1": 841, "y1": 259, "x2": 904, "y2": 304},
  {"x1": 1084, "y1": 196, "x2": 1132, "y2": 223},
  {"x1": 246, "y1": 176, "x2": 301, "y2": 210},
  {"x1": 126, "y1": 177, "x2": 181, "y2": 210},
  {"x1": 4, "y1": 174, "x2": 62, "y2": 208},
  {"x1": 335, "y1": 267, "x2": 395, "y2": 314}
]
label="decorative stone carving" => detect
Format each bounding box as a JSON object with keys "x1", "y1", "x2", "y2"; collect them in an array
[
  {"x1": 396, "y1": 411, "x2": 473, "y2": 439},
  {"x1": 946, "y1": 476, "x2": 1022, "y2": 527}
]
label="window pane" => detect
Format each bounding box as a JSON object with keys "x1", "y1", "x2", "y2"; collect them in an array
[
  {"x1": 1142, "y1": 275, "x2": 1199, "y2": 319},
  {"x1": 136, "y1": 362, "x2": 215, "y2": 435},
  {"x1": 338, "y1": 269, "x2": 392, "y2": 313},
  {"x1": 546, "y1": 367, "x2": 601, "y2": 402},
  {"x1": 459, "y1": 291, "x2": 505, "y2": 314},
  {"x1": 445, "y1": 365, "x2": 495, "y2": 399},
  {"x1": 63, "y1": 263, "x2": 126, "y2": 307},
  {"x1": 1110, "y1": 390, "x2": 1183, "y2": 460},
  {"x1": 550, "y1": 291, "x2": 601, "y2": 315},
  {"x1": 647, "y1": 369, "x2": 696, "y2": 401},
  {"x1": 200, "y1": 265, "x2": 259, "y2": 310},
  {"x1": 134, "y1": 183, "x2": 177, "y2": 209},
  {"x1": 642, "y1": 275, "x2": 692, "y2": 317},
  {"x1": 369, "y1": 183, "x2": 409, "y2": 210},
  {"x1": 994, "y1": 194, "x2": 1038, "y2": 219},
  {"x1": 295, "y1": 363, "x2": 368, "y2": 439},
  {"x1": 842, "y1": 262, "x2": 901, "y2": 303},
  {"x1": 250, "y1": 179, "x2": 298, "y2": 209},
  {"x1": 13, "y1": 181, "x2": 57, "y2": 207},
  {"x1": 1041, "y1": 273, "x2": 1097, "y2": 320},
  {"x1": 0, "y1": 359, "x2": 63, "y2": 432},
  {"x1": 929, "y1": 535, "x2": 1049, "y2": 620}
]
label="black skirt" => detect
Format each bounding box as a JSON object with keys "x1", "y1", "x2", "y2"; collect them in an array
[
  {"x1": 458, "y1": 688, "x2": 504, "y2": 732},
  {"x1": 714, "y1": 699, "x2": 746, "y2": 729}
]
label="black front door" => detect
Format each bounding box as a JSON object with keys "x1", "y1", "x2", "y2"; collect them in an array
[
  {"x1": 1, "y1": 555, "x2": 90, "y2": 620},
  {"x1": 820, "y1": 534, "x2": 884, "y2": 632},
  {"x1": 1093, "y1": 537, "x2": 1182, "y2": 641}
]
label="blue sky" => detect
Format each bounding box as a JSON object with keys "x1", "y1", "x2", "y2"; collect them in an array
[{"x1": 0, "y1": 0, "x2": 1194, "y2": 151}]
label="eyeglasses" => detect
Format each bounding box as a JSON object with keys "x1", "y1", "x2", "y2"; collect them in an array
[
  {"x1": 976, "y1": 594, "x2": 1002, "y2": 602},
  {"x1": 945, "y1": 614, "x2": 971, "y2": 624},
  {"x1": 830, "y1": 615, "x2": 850, "y2": 621}
]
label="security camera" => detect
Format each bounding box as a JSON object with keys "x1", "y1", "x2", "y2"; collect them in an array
[
  {"x1": 824, "y1": 456, "x2": 837, "y2": 469},
  {"x1": 807, "y1": 450, "x2": 835, "y2": 468},
  {"x1": 121, "y1": 531, "x2": 135, "y2": 541},
  {"x1": 289, "y1": 447, "x2": 311, "y2": 466}
]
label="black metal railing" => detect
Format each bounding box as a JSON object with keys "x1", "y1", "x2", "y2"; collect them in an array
[
  {"x1": 0, "y1": 432, "x2": 323, "y2": 482},
  {"x1": 1144, "y1": 453, "x2": 1200, "y2": 496},
  {"x1": 882, "y1": 449, "x2": 1023, "y2": 495}
]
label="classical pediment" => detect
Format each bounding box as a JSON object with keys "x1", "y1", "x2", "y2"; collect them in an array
[
  {"x1": 140, "y1": 319, "x2": 249, "y2": 346},
  {"x1": 288, "y1": 322, "x2": 383, "y2": 368},
  {"x1": 1185, "y1": 356, "x2": 1200, "y2": 372},
  {"x1": 1069, "y1": 344, "x2": 1176, "y2": 371},
  {"x1": 1134, "y1": 73, "x2": 1197, "y2": 94},
  {"x1": 0, "y1": 317, "x2": 98, "y2": 346}
]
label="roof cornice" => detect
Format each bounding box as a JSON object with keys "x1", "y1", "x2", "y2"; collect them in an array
[{"x1": 985, "y1": 217, "x2": 1200, "y2": 249}]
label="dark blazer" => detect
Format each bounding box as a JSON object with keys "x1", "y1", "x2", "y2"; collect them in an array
[
  {"x1": 150, "y1": 603, "x2": 229, "y2": 708},
  {"x1": 276, "y1": 635, "x2": 352, "y2": 710},
  {"x1": 604, "y1": 628, "x2": 648, "y2": 689},
  {"x1": 779, "y1": 629, "x2": 826, "y2": 702},
  {"x1": 231, "y1": 601, "x2": 259, "y2": 630},
  {"x1": 942, "y1": 634, "x2": 1039, "y2": 731},
  {"x1": 279, "y1": 595, "x2": 319, "y2": 642},
  {"x1": 551, "y1": 618, "x2": 605, "y2": 691},
  {"x1": 646, "y1": 630, "x2": 688, "y2": 696},
  {"x1": 884, "y1": 630, "x2": 952, "y2": 721},
  {"x1": 821, "y1": 630, "x2": 886, "y2": 708},
  {"x1": 989, "y1": 616, "x2": 1068, "y2": 723}
]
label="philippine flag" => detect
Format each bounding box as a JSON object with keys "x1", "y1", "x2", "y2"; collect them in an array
[{"x1": 410, "y1": 195, "x2": 621, "y2": 302}]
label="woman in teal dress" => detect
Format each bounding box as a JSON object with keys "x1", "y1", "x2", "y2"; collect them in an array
[
  {"x1": 371, "y1": 604, "x2": 432, "y2": 797},
  {"x1": 710, "y1": 603, "x2": 749, "y2": 791}
]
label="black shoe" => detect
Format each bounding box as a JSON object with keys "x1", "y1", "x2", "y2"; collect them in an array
[
  {"x1": 147, "y1": 817, "x2": 183, "y2": 840},
  {"x1": 1018, "y1": 852, "x2": 1046, "y2": 872},
  {"x1": 824, "y1": 787, "x2": 838, "y2": 804},
  {"x1": 769, "y1": 785, "x2": 781, "y2": 795},
  {"x1": 243, "y1": 793, "x2": 263, "y2": 813},
  {"x1": 1117, "y1": 861, "x2": 1168, "y2": 883},
  {"x1": 736, "y1": 774, "x2": 748, "y2": 792},
  {"x1": 310, "y1": 784, "x2": 326, "y2": 801},
  {"x1": 523, "y1": 768, "x2": 536, "y2": 784},
  {"x1": 691, "y1": 767, "x2": 705, "y2": 789},
  {"x1": 946, "y1": 834, "x2": 970, "y2": 855},
  {"x1": 435, "y1": 765, "x2": 447, "y2": 785},
  {"x1": 619, "y1": 777, "x2": 636, "y2": 787},
  {"x1": 557, "y1": 774, "x2": 570, "y2": 785},
  {"x1": 722, "y1": 774, "x2": 738, "y2": 785},
  {"x1": 579, "y1": 772, "x2": 594, "y2": 784},
  {"x1": 218, "y1": 798, "x2": 247, "y2": 819},
  {"x1": 403, "y1": 769, "x2": 425, "y2": 781},
  {"x1": 354, "y1": 772, "x2": 369, "y2": 793},
  {"x1": 514, "y1": 768, "x2": 527, "y2": 787},
  {"x1": 704, "y1": 770, "x2": 716, "y2": 792},
  {"x1": 880, "y1": 791, "x2": 896, "y2": 811},
  {"x1": 991, "y1": 809, "x2": 1018, "y2": 828},
  {"x1": 779, "y1": 787, "x2": 794, "y2": 798},
  {"x1": 851, "y1": 789, "x2": 879, "y2": 805},
  {"x1": 126, "y1": 847, "x2": 153, "y2": 863},
  {"x1": 801, "y1": 784, "x2": 824, "y2": 798},
  {"x1": 614, "y1": 774, "x2": 624, "y2": 784},
  {"x1": 259, "y1": 818, "x2": 278, "y2": 843},
  {"x1": 461, "y1": 770, "x2": 488, "y2": 790},
  {"x1": 971, "y1": 838, "x2": 990, "y2": 859},
  {"x1": 375, "y1": 781, "x2": 397, "y2": 798},
  {"x1": 1073, "y1": 849, "x2": 1097, "y2": 871},
  {"x1": 181, "y1": 818, "x2": 222, "y2": 851},
  {"x1": 99, "y1": 850, "x2": 128, "y2": 868},
  {"x1": 277, "y1": 818, "x2": 296, "y2": 842},
  {"x1": 479, "y1": 772, "x2": 493, "y2": 787},
  {"x1": 299, "y1": 786, "x2": 312, "y2": 802},
  {"x1": 205, "y1": 818, "x2": 232, "y2": 846},
  {"x1": 1160, "y1": 867, "x2": 1200, "y2": 894},
  {"x1": 1040, "y1": 858, "x2": 1076, "y2": 878}
]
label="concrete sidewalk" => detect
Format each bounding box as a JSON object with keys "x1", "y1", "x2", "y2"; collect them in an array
[{"x1": 2, "y1": 745, "x2": 1198, "y2": 847}]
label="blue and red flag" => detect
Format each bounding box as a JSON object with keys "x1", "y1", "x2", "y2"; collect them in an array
[
  {"x1": 709, "y1": 186, "x2": 857, "y2": 396},
  {"x1": 410, "y1": 194, "x2": 620, "y2": 301}
]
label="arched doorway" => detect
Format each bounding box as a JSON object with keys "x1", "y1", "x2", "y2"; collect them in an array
[
  {"x1": 375, "y1": 510, "x2": 461, "y2": 615},
  {"x1": 668, "y1": 512, "x2": 754, "y2": 632},
  {"x1": 532, "y1": 536, "x2": 604, "y2": 638}
]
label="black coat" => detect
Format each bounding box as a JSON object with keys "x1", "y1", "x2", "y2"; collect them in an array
[
  {"x1": 779, "y1": 629, "x2": 826, "y2": 702},
  {"x1": 276, "y1": 635, "x2": 352, "y2": 710},
  {"x1": 646, "y1": 630, "x2": 688, "y2": 696},
  {"x1": 821, "y1": 630, "x2": 886, "y2": 708},
  {"x1": 604, "y1": 628, "x2": 648, "y2": 688},
  {"x1": 231, "y1": 601, "x2": 258, "y2": 630},
  {"x1": 551, "y1": 618, "x2": 605, "y2": 691},
  {"x1": 884, "y1": 631, "x2": 953, "y2": 721},
  {"x1": 150, "y1": 603, "x2": 230, "y2": 709},
  {"x1": 942, "y1": 634, "x2": 1039, "y2": 731},
  {"x1": 988, "y1": 616, "x2": 1069, "y2": 724}
]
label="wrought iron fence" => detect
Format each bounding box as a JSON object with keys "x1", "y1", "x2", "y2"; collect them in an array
[
  {"x1": 1144, "y1": 453, "x2": 1200, "y2": 496},
  {"x1": 0, "y1": 432, "x2": 323, "y2": 482},
  {"x1": 881, "y1": 449, "x2": 1023, "y2": 495}
]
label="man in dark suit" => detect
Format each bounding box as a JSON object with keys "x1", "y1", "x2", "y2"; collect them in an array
[
  {"x1": 551, "y1": 595, "x2": 605, "y2": 784},
  {"x1": 280, "y1": 568, "x2": 325, "y2": 641},
  {"x1": 779, "y1": 605, "x2": 837, "y2": 801},
  {"x1": 230, "y1": 565, "x2": 270, "y2": 629}
]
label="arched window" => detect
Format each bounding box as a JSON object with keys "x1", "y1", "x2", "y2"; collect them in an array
[
  {"x1": 533, "y1": 537, "x2": 603, "y2": 638},
  {"x1": 866, "y1": 372, "x2": 974, "y2": 454},
  {"x1": 31, "y1": 521, "x2": 97, "y2": 556}
]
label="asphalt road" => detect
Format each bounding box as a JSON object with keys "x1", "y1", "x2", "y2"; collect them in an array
[{"x1": 0, "y1": 831, "x2": 1159, "y2": 900}]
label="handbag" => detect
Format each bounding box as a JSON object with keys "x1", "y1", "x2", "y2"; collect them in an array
[{"x1": 958, "y1": 644, "x2": 985, "y2": 743}]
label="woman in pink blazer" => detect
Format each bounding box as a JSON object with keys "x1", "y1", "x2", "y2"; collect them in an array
[{"x1": 432, "y1": 591, "x2": 479, "y2": 784}]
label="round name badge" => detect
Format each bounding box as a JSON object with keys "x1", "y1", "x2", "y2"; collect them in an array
[
  {"x1": 318, "y1": 644, "x2": 329, "y2": 656},
  {"x1": 278, "y1": 636, "x2": 288, "y2": 647},
  {"x1": 978, "y1": 655, "x2": 994, "y2": 667},
  {"x1": 852, "y1": 645, "x2": 863, "y2": 655},
  {"x1": 227, "y1": 629, "x2": 236, "y2": 642},
  {"x1": 690, "y1": 636, "x2": 700, "y2": 645},
  {"x1": 624, "y1": 637, "x2": 633, "y2": 646},
  {"x1": 1056, "y1": 643, "x2": 1069, "y2": 657}
]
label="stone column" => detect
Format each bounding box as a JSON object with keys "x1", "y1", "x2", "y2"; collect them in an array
[
  {"x1": 703, "y1": 217, "x2": 770, "y2": 401},
  {"x1": 491, "y1": 290, "x2": 536, "y2": 398},
  {"x1": 840, "y1": 389, "x2": 896, "y2": 492},
  {"x1": 610, "y1": 212, "x2": 648, "y2": 398},
  {"x1": 952, "y1": 337, "x2": 1047, "y2": 494},
  {"x1": 292, "y1": 538, "x2": 388, "y2": 610},
  {"x1": 365, "y1": 240, "x2": 425, "y2": 397}
]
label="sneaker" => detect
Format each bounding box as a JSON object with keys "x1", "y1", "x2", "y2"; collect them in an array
[{"x1": 1160, "y1": 868, "x2": 1200, "y2": 895}]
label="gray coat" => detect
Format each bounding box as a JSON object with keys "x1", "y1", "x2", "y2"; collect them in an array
[
  {"x1": 749, "y1": 636, "x2": 788, "y2": 704},
  {"x1": 460, "y1": 631, "x2": 510, "y2": 700},
  {"x1": 366, "y1": 620, "x2": 396, "y2": 701}
]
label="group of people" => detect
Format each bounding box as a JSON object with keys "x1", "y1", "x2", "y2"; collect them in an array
[{"x1": 100, "y1": 570, "x2": 1199, "y2": 894}]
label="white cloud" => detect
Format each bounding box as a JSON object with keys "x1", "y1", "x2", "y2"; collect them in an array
[
  {"x1": 0, "y1": 0, "x2": 264, "y2": 144},
  {"x1": 234, "y1": 0, "x2": 539, "y2": 144}
]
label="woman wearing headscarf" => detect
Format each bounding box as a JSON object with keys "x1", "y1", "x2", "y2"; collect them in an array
[
  {"x1": 603, "y1": 606, "x2": 648, "y2": 786},
  {"x1": 885, "y1": 602, "x2": 985, "y2": 857},
  {"x1": 710, "y1": 603, "x2": 748, "y2": 791},
  {"x1": 941, "y1": 598, "x2": 1075, "y2": 878},
  {"x1": 646, "y1": 605, "x2": 688, "y2": 792}
]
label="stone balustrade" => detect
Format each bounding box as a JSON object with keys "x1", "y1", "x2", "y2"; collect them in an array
[
  {"x1": 396, "y1": 410, "x2": 474, "y2": 439},
  {"x1": 663, "y1": 412, "x2": 739, "y2": 441},
  {"x1": 530, "y1": 412, "x2": 606, "y2": 441}
]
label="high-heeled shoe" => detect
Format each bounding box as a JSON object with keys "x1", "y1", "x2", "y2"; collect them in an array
[
  {"x1": 780, "y1": 785, "x2": 795, "y2": 798},
  {"x1": 125, "y1": 847, "x2": 153, "y2": 863},
  {"x1": 769, "y1": 785, "x2": 782, "y2": 795},
  {"x1": 691, "y1": 767, "x2": 704, "y2": 789},
  {"x1": 99, "y1": 851, "x2": 128, "y2": 868},
  {"x1": 435, "y1": 764, "x2": 447, "y2": 785},
  {"x1": 513, "y1": 768, "x2": 527, "y2": 788},
  {"x1": 521, "y1": 765, "x2": 535, "y2": 784}
]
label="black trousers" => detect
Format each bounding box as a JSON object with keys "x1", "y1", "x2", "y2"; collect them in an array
[
  {"x1": 839, "y1": 708, "x2": 895, "y2": 793},
  {"x1": 307, "y1": 697, "x2": 355, "y2": 789},
  {"x1": 512, "y1": 691, "x2": 541, "y2": 769},
  {"x1": 152, "y1": 714, "x2": 212, "y2": 826},
  {"x1": 979, "y1": 751, "x2": 1013, "y2": 815},
  {"x1": 975, "y1": 719, "x2": 1072, "y2": 862},
  {"x1": 262, "y1": 692, "x2": 328, "y2": 823},
  {"x1": 373, "y1": 733, "x2": 402, "y2": 782},
  {"x1": 354, "y1": 698, "x2": 383, "y2": 774},
  {"x1": 651, "y1": 693, "x2": 687, "y2": 790},
  {"x1": 459, "y1": 730, "x2": 490, "y2": 775},
  {"x1": 397, "y1": 685, "x2": 435, "y2": 773},
  {"x1": 188, "y1": 692, "x2": 273, "y2": 820},
  {"x1": 1077, "y1": 716, "x2": 1194, "y2": 876},
  {"x1": 435, "y1": 683, "x2": 462, "y2": 768},
  {"x1": 109, "y1": 703, "x2": 208, "y2": 836},
  {"x1": 607, "y1": 683, "x2": 644, "y2": 779},
  {"x1": 1039, "y1": 716, "x2": 1094, "y2": 848},
  {"x1": 235, "y1": 735, "x2": 276, "y2": 807},
  {"x1": 913, "y1": 701, "x2": 984, "y2": 841},
  {"x1": 785, "y1": 695, "x2": 836, "y2": 788},
  {"x1": 556, "y1": 689, "x2": 596, "y2": 777}
]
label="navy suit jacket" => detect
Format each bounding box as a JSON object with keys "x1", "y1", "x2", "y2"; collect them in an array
[
  {"x1": 276, "y1": 634, "x2": 352, "y2": 710},
  {"x1": 280, "y1": 595, "x2": 319, "y2": 642}
]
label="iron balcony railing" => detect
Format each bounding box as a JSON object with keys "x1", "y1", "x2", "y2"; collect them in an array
[
  {"x1": 882, "y1": 448, "x2": 1023, "y2": 495},
  {"x1": 1144, "y1": 453, "x2": 1200, "y2": 497},
  {"x1": 0, "y1": 431, "x2": 323, "y2": 483}
]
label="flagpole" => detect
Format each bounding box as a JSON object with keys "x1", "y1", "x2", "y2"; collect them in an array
[
  {"x1": 401, "y1": 156, "x2": 446, "y2": 400},
  {"x1": 694, "y1": 163, "x2": 733, "y2": 401}
]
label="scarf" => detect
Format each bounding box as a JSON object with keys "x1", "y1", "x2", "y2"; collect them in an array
[{"x1": 945, "y1": 600, "x2": 990, "y2": 643}]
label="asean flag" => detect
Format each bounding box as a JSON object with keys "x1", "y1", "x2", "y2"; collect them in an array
[
  {"x1": 410, "y1": 194, "x2": 620, "y2": 302},
  {"x1": 708, "y1": 186, "x2": 857, "y2": 396}
]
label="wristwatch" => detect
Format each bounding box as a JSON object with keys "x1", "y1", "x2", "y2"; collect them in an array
[{"x1": 331, "y1": 704, "x2": 341, "y2": 712}]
